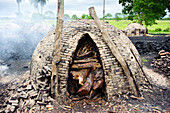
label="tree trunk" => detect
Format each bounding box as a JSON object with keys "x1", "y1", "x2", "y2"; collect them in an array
[
  {"x1": 18, "y1": 3, "x2": 20, "y2": 14},
  {"x1": 89, "y1": 7, "x2": 140, "y2": 97},
  {"x1": 51, "y1": 0, "x2": 64, "y2": 98},
  {"x1": 37, "y1": 7, "x2": 39, "y2": 14},
  {"x1": 103, "y1": 0, "x2": 105, "y2": 22},
  {"x1": 41, "y1": 5, "x2": 43, "y2": 14}
]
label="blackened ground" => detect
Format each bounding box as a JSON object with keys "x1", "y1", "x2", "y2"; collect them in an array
[{"x1": 129, "y1": 34, "x2": 170, "y2": 54}]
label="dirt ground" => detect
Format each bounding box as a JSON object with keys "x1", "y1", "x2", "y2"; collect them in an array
[
  {"x1": 0, "y1": 34, "x2": 170, "y2": 112},
  {"x1": 0, "y1": 54, "x2": 169, "y2": 112}
]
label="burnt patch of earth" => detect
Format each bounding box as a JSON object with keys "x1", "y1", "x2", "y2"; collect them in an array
[
  {"x1": 47, "y1": 86, "x2": 170, "y2": 112},
  {"x1": 129, "y1": 35, "x2": 170, "y2": 55},
  {"x1": 0, "y1": 57, "x2": 169, "y2": 112}
]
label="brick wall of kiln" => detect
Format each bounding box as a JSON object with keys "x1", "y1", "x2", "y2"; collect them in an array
[{"x1": 57, "y1": 31, "x2": 130, "y2": 101}]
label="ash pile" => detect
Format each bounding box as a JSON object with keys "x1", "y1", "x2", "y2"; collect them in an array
[{"x1": 151, "y1": 50, "x2": 170, "y2": 78}]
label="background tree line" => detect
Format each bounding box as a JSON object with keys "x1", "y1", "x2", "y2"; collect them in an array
[
  {"x1": 66, "y1": 13, "x2": 170, "y2": 21},
  {"x1": 119, "y1": 0, "x2": 170, "y2": 28},
  {"x1": 16, "y1": 0, "x2": 48, "y2": 15},
  {"x1": 66, "y1": 13, "x2": 128, "y2": 20},
  {"x1": 16, "y1": 0, "x2": 170, "y2": 23}
]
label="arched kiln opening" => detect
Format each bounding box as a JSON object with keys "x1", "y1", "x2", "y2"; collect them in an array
[{"x1": 67, "y1": 33, "x2": 106, "y2": 100}]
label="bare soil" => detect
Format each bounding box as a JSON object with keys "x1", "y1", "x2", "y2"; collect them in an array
[
  {"x1": 0, "y1": 35, "x2": 169, "y2": 112},
  {"x1": 0, "y1": 54, "x2": 169, "y2": 112}
]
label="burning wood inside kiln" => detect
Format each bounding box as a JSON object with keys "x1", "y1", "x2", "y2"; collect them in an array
[{"x1": 68, "y1": 35, "x2": 105, "y2": 99}]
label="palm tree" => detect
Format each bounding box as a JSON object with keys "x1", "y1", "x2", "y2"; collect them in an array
[
  {"x1": 16, "y1": 0, "x2": 22, "y2": 14},
  {"x1": 30, "y1": 0, "x2": 39, "y2": 13},
  {"x1": 103, "y1": 0, "x2": 105, "y2": 22},
  {"x1": 38, "y1": 0, "x2": 48, "y2": 14}
]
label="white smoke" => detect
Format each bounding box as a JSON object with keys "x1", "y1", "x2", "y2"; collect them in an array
[
  {"x1": 0, "y1": 16, "x2": 53, "y2": 61},
  {"x1": 0, "y1": 65, "x2": 8, "y2": 77}
]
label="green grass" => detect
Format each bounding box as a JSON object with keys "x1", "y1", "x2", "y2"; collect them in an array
[
  {"x1": 141, "y1": 59, "x2": 149, "y2": 65},
  {"x1": 147, "y1": 20, "x2": 170, "y2": 32},
  {"x1": 141, "y1": 59, "x2": 149, "y2": 63},
  {"x1": 106, "y1": 20, "x2": 170, "y2": 34},
  {"x1": 106, "y1": 20, "x2": 132, "y2": 30},
  {"x1": 147, "y1": 31, "x2": 170, "y2": 34}
]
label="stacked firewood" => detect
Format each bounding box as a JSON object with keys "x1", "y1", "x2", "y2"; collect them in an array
[
  {"x1": 69, "y1": 42, "x2": 104, "y2": 99},
  {"x1": 151, "y1": 50, "x2": 170, "y2": 78}
]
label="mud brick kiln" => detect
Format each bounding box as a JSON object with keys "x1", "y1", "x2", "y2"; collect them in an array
[{"x1": 30, "y1": 19, "x2": 151, "y2": 104}]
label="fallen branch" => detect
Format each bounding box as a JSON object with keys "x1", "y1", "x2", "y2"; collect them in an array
[{"x1": 130, "y1": 48, "x2": 156, "y2": 93}]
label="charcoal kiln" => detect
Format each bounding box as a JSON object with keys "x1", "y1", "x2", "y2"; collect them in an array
[
  {"x1": 124, "y1": 23, "x2": 147, "y2": 37},
  {"x1": 30, "y1": 19, "x2": 151, "y2": 104}
]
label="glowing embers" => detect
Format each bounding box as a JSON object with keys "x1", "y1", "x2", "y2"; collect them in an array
[{"x1": 68, "y1": 34, "x2": 105, "y2": 100}]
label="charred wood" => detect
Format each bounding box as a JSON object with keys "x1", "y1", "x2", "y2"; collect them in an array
[
  {"x1": 73, "y1": 59, "x2": 98, "y2": 64},
  {"x1": 71, "y1": 62, "x2": 100, "y2": 69}
]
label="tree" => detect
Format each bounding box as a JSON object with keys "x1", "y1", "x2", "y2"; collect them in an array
[
  {"x1": 115, "y1": 13, "x2": 122, "y2": 21},
  {"x1": 81, "y1": 14, "x2": 92, "y2": 19},
  {"x1": 16, "y1": 0, "x2": 22, "y2": 14},
  {"x1": 64, "y1": 14, "x2": 70, "y2": 19},
  {"x1": 45, "y1": 11, "x2": 55, "y2": 19},
  {"x1": 119, "y1": 0, "x2": 170, "y2": 28},
  {"x1": 104, "y1": 13, "x2": 112, "y2": 18},
  {"x1": 30, "y1": 0, "x2": 39, "y2": 13},
  {"x1": 51, "y1": 0, "x2": 64, "y2": 97},
  {"x1": 86, "y1": 15, "x2": 92, "y2": 19},
  {"x1": 72, "y1": 14, "x2": 78, "y2": 20},
  {"x1": 38, "y1": 0, "x2": 48, "y2": 14},
  {"x1": 103, "y1": 0, "x2": 105, "y2": 21},
  {"x1": 81, "y1": 14, "x2": 88, "y2": 19}
]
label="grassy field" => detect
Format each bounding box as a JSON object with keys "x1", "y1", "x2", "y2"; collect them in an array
[
  {"x1": 46, "y1": 19, "x2": 170, "y2": 34},
  {"x1": 0, "y1": 18, "x2": 170, "y2": 34},
  {"x1": 106, "y1": 20, "x2": 170, "y2": 34}
]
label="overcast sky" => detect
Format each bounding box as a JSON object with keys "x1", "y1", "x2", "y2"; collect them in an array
[{"x1": 0, "y1": 0, "x2": 123, "y2": 18}]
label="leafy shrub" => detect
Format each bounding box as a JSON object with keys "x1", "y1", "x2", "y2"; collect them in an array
[
  {"x1": 163, "y1": 27, "x2": 170, "y2": 32},
  {"x1": 155, "y1": 28, "x2": 162, "y2": 31}
]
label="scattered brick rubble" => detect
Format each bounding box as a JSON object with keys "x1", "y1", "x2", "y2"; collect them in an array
[
  {"x1": 0, "y1": 65, "x2": 54, "y2": 113},
  {"x1": 151, "y1": 50, "x2": 170, "y2": 78}
]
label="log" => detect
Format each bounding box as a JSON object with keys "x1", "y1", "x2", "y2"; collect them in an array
[
  {"x1": 77, "y1": 72, "x2": 94, "y2": 95},
  {"x1": 51, "y1": 0, "x2": 64, "y2": 98},
  {"x1": 89, "y1": 7, "x2": 139, "y2": 96},
  {"x1": 77, "y1": 43, "x2": 89, "y2": 55},
  {"x1": 71, "y1": 62, "x2": 101, "y2": 69},
  {"x1": 70, "y1": 69, "x2": 90, "y2": 85},
  {"x1": 73, "y1": 59, "x2": 98, "y2": 63},
  {"x1": 93, "y1": 68, "x2": 103, "y2": 80},
  {"x1": 76, "y1": 51, "x2": 96, "y2": 59},
  {"x1": 93, "y1": 79, "x2": 104, "y2": 90},
  {"x1": 130, "y1": 48, "x2": 156, "y2": 93},
  {"x1": 159, "y1": 52, "x2": 170, "y2": 56},
  {"x1": 81, "y1": 44, "x2": 91, "y2": 54}
]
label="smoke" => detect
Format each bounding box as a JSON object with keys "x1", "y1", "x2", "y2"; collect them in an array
[
  {"x1": 0, "y1": 65, "x2": 8, "y2": 77},
  {"x1": 0, "y1": 16, "x2": 53, "y2": 61}
]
